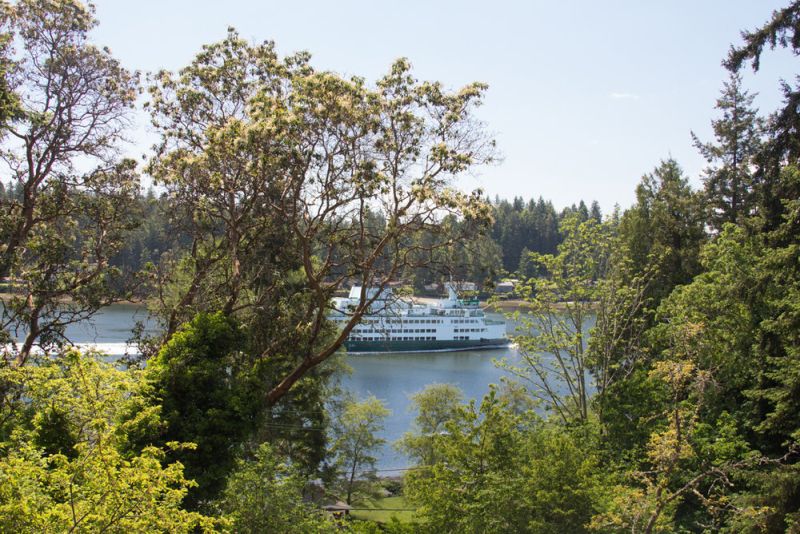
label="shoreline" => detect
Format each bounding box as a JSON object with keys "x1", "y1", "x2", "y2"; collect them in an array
[
  {"x1": 481, "y1": 299, "x2": 598, "y2": 313},
  {"x1": 0, "y1": 292, "x2": 146, "y2": 306}
]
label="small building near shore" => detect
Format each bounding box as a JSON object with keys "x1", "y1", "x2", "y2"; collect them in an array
[
  {"x1": 454, "y1": 281, "x2": 477, "y2": 292},
  {"x1": 322, "y1": 501, "x2": 352, "y2": 517},
  {"x1": 494, "y1": 280, "x2": 516, "y2": 294}
]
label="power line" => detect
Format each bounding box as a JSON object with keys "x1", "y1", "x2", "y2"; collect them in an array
[
  {"x1": 346, "y1": 508, "x2": 417, "y2": 512},
  {"x1": 263, "y1": 422, "x2": 327, "y2": 431},
  {"x1": 371, "y1": 466, "x2": 430, "y2": 472}
]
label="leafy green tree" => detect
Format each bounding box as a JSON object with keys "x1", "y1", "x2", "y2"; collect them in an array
[
  {"x1": 396, "y1": 383, "x2": 464, "y2": 466},
  {"x1": 141, "y1": 311, "x2": 254, "y2": 509},
  {"x1": 726, "y1": 2, "x2": 800, "y2": 234},
  {"x1": 329, "y1": 395, "x2": 390, "y2": 505},
  {"x1": 0, "y1": 0, "x2": 140, "y2": 366},
  {"x1": 491, "y1": 196, "x2": 562, "y2": 272},
  {"x1": 0, "y1": 350, "x2": 215, "y2": 532},
  {"x1": 501, "y1": 214, "x2": 611, "y2": 424},
  {"x1": 589, "y1": 248, "x2": 657, "y2": 444},
  {"x1": 219, "y1": 443, "x2": 338, "y2": 533},
  {"x1": 405, "y1": 390, "x2": 599, "y2": 534},
  {"x1": 147, "y1": 29, "x2": 495, "y2": 410},
  {"x1": 596, "y1": 218, "x2": 800, "y2": 532},
  {"x1": 590, "y1": 200, "x2": 603, "y2": 223}
]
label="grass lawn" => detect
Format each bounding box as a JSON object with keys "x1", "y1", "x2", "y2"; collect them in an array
[{"x1": 350, "y1": 496, "x2": 416, "y2": 523}]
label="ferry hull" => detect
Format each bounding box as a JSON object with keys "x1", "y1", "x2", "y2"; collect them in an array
[{"x1": 345, "y1": 338, "x2": 510, "y2": 354}]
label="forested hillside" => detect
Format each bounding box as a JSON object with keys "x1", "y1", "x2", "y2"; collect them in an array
[
  {"x1": 0, "y1": 184, "x2": 601, "y2": 293},
  {"x1": 1, "y1": 1, "x2": 799, "y2": 532}
]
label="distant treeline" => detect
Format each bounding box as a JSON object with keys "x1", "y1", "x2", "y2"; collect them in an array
[
  {"x1": 2, "y1": 180, "x2": 603, "y2": 294},
  {"x1": 491, "y1": 196, "x2": 602, "y2": 274}
]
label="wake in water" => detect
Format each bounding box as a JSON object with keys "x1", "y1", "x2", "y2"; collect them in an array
[{"x1": 3, "y1": 342, "x2": 139, "y2": 357}]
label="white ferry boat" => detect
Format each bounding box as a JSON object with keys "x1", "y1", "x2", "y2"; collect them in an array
[{"x1": 329, "y1": 284, "x2": 508, "y2": 353}]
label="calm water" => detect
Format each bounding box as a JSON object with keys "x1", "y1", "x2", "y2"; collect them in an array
[
  {"x1": 25, "y1": 304, "x2": 565, "y2": 469},
  {"x1": 341, "y1": 344, "x2": 521, "y2": 470}
]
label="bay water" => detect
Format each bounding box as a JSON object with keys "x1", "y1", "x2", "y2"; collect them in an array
[{"x1": 24, "y1": 304, "x2": 538, "y2": 469}]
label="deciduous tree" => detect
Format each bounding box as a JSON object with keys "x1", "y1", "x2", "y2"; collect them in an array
[
  {"x1": 147, "y1": 29, "x2": 495, "y2": 409},
  {"x1": 0, "y1": 350, "x2": 215, "y2": 532},
  {"x1": 405, "y1": 390, "x2": 599, "y2": 534},
  {"x1": 329, "y1": 395, "x2": 390, "y2": 506},
  {"x1": 500, "y1": 214, "x2": 611, "y2": 424},
  {"x1": 396, "y1": 383, "x2": 464, "y2": 466},
  {"x1": 0, "y1": 0, "x2": 139, "y2": 366}
]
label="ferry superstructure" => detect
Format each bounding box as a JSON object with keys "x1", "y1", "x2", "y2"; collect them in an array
[{"x1": 329, "y1": 284, "x2": 508, "y2": 353}]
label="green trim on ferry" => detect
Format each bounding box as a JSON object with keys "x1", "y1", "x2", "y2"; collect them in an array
[{"x1": 345, "y1": 338, "x2": 509, "y2": 353}]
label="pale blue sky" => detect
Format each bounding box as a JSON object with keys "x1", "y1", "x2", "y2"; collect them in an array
[{"x1": 91, "y1": 1, "x2": 797, "y2": 211}]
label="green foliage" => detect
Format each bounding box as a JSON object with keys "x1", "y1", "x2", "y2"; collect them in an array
[
  {"x1": 405, "y1": 390, "x2": 600, "y2": 533},
  {"x1": 219, "y1": 443, "x2": 338, "y2": 533},
  {"x1": 0, "y1": 350, "x2": 215, "y2": 532},
  {"x1": 143, "y1": 311, "x2": 253, "y2": 508},
  {"x1": 693, "y1": 73, "x2": 764, "y2": 231},
  {"x1": 396, "y1": 383, "x2": 464, "y2": 465},
  {"x1": 593, "y1": 214, "x2": 800, "y2": 532},
  {"x1": 490, "y1": 196, "x2": 563, "y2": 273},
  {"x1": 726, "y1": 3, "x2": 800, "y2": 234},
  {"x1": 3, "y1": 2, "x2": 800, "y2": 532},
  {"x1": 146, "y1": 27, "x2": 496, "y2": 410},
  {"x1": 618, "y1": 159, "x2": 705, "y2": 307},
  {"x1": 329, "y1": 395, "x2": 391, "y2": 505},
  {"x1": 501, "y1": 213, "x2": 611, "y2": 424},
  {"x1": 0, "y1": 0, "x2": 140, "y2": 366}
]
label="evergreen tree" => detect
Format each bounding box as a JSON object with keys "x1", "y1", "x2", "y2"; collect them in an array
[
  {"x1": 590, "y1": 200, "x2": 603, "y2": 223},
  {"x1": 619, "y1": 159, "x2": 706, "y2": 306},
  {"x1": 692, "y1": 73, "x2": 764, "y2": 231},
  {"x1": 726, "y1": 2, "x2": 800, "y2": 234}
]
